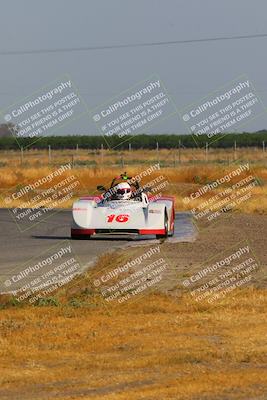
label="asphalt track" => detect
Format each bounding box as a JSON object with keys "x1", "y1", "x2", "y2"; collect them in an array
[{"x1": 0, "y1": 209, "x2": 196, "y2": 293}]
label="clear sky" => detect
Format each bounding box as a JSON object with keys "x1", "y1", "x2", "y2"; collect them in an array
[{"x1": 0, "y1": 0, "x2": 267, "y2": 135}]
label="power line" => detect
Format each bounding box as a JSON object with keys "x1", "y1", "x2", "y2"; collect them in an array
[
  {"x1": 2, "y1": 89, "x2": 267, "y2": 96},
  {"x1": 1, "y1": 33, "x2": 267, "y2": 56}
]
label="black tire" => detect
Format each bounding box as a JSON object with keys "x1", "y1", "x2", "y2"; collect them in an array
[
  {"x1": 168, "y1": 226, "x2": 174, "y2": 237},
  {"x1": 168, "y1": 212, "x2": 175, "y2": 237},
  {"x1": 156, "y1": 212, "x2": 168, "y2": 239}
]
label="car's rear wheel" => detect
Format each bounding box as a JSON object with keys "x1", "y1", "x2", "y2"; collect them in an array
[
  {"x1": 168, "y1": 211, "x2": 175, "y2": 237},
  {"x1": 168, "y1": 225, "x2": 174, "y2": 237},
  {"x1": 156, "y1": 213, "x2": 168, "y2": 239}
]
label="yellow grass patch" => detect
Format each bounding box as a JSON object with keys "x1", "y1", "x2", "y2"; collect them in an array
[{"x1": 0, "y1": 289, "x2": 266, "y2": 399}]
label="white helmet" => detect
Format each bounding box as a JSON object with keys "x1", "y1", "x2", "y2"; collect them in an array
[{"x1": 115, "y1": 182, "x2": 132, "y2": 200}]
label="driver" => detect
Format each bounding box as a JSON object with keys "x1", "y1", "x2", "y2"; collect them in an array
[{"x1": 114, "y1": 182, "x2": 132, "y2": 200}]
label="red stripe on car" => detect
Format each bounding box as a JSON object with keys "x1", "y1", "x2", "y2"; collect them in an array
[{"x1": 139, "y1": 229, "x2": 166, "y2": 235}]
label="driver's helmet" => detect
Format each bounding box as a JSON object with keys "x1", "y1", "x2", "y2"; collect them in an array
[{"x1": 115, "y1": 182, "x2": 132, "y2": 200}]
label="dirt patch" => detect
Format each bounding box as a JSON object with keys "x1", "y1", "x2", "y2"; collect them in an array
[
  {"x1": 90, "y1": 213, "x2": 267, "y2": 304},
  {"x1": 159, "y1": 213, "x2": 267, "y2": 292}
]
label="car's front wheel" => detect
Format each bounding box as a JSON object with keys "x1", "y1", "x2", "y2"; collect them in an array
[{"x1": 156, "y1": 213, "x2": 168, "y2": 239}]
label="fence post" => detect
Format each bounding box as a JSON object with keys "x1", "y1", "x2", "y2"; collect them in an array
[
  {"x1": 101, "y1": 143, "x2": 104, "y2": 166},
  {"x1": 205, "y1": 142, "x2": 208, "y2": 161},
  {"x1": 234, "y1": 140, "x2": 237, "y2": 160},
  {"x1": 20, "y1": 147, "x2": 24, "y2": 165},
  {"x1": 156, "y1": 142, "x2": 159, "y2": 165},
  {"x1": 263, "y1": 141, "x2": 265, "y2": 152},
  {"x1": 48, "y1": 145, "x2": 52, "y2": 163},
  {"x1": 178, "y1": 140, "x2": 181, "y2": 163}
]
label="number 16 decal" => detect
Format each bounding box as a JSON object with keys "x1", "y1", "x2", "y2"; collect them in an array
[{"x1": 107, "y1": 214, "x2": 129, "y2": 223}]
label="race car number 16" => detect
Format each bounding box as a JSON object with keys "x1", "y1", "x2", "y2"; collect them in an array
[{"x1": 107, "y1": 214, "x2": 129, "y2": 223}]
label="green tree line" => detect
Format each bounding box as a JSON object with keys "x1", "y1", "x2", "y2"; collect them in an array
[{"x1": 0, "y1": 132, "x2": 266, "y2": 150}]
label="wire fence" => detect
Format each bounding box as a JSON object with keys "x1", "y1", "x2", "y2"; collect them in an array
[{"x1": 0, "y1": 141, "x2": 266, "y2": 169}]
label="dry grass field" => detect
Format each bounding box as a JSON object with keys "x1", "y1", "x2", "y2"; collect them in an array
[
  {"x1": 0, "y1": 147, "x2": 266, "y2": 213},
  {"x1": 1, "y1": 247, "x2": 267, "y2": 399}
]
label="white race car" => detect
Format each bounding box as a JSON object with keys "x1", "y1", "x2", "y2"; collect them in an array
[{"x1": 71, "y1": 173, "x2": 175, "y2": 239}]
